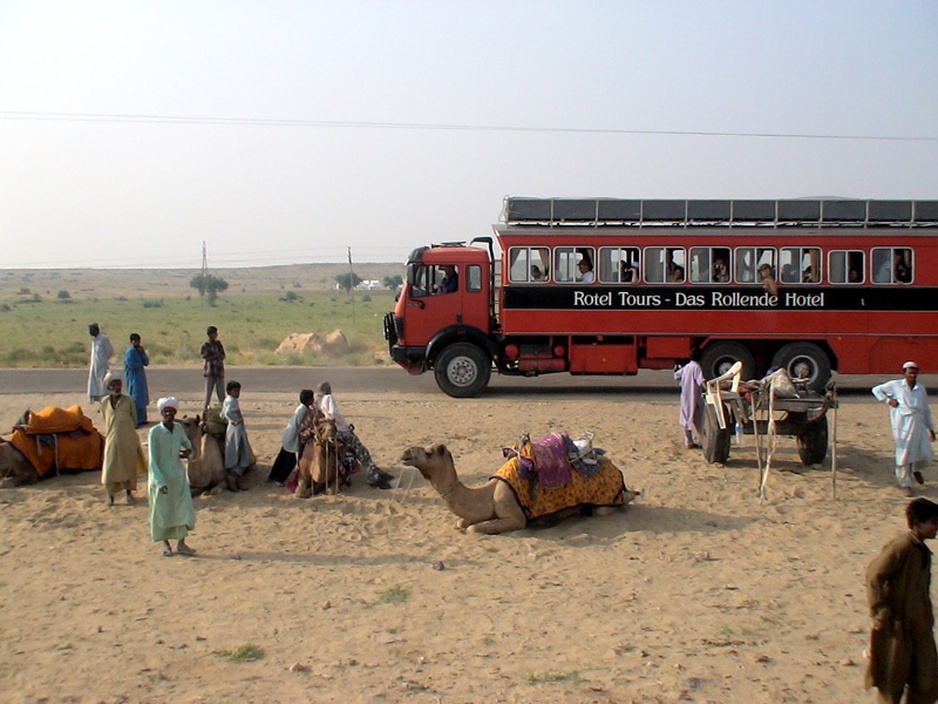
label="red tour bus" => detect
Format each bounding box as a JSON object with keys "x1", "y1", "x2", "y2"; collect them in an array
[{"x1": 384, "y1": 197, "x2": 938, "y2": 397}]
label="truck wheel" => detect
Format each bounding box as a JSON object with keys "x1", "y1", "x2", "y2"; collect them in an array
[
  {"x1": 434, "y1": 343, "x2": 491, "y2": 398},
  {"x1": 700, "y1": 402, "x2": 732, "y2": 464},
  {"x1": 701, "y1": 342, "x2": 755, "y2": 381},
  {"x1": 771, "y1": 342, "x2": 831, "y2": 393},
  {"x1": 797, "y1": 417, "x2": 828, "y2": 466}
]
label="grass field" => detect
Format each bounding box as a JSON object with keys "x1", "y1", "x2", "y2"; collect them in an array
[{"x1": 0, "y1": 265, "x2": 401, "y2": 368}]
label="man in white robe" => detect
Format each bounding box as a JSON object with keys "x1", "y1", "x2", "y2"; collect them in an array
[
  {"x1": 87, "y1": 323, "x2": 114, "y2": 402},
  {"x1": 872, "y1": 361, "x2": 936, "y2": 496}
]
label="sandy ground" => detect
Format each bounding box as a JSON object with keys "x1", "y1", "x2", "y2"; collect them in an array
[{"x1": 0, "y1": 385, "x2": 928, "y2": 703}]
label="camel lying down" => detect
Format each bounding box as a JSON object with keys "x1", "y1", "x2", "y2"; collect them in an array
[{"x1": 401, "y1": 442, "x2": 638, "y2": 535}]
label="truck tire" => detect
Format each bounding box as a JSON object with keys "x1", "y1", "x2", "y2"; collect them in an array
[
  {"x1": 771, "y1": 342, "x2": 831, "y2": 393},
  {"x1": 700, "y1": 402, "x2": 732, "y2": 464},
  {"x1": 797, "y1": 417, "x2": 829, "y2": 466},
  {"x1": 434, "y1": 343, "x2": 491, "y2": 398},
  {"x1": 700, "y1": 342, "x2": 756, "y2": 382}
]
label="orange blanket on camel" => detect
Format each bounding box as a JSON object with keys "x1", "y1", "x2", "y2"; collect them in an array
[{"x1": 8, "y1": 406, "x2": 104, "y2": 478}]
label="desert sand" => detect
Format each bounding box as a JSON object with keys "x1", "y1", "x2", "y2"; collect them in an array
[{"x1": 0, "y1": 381, "x2": 928, "y2": 703}]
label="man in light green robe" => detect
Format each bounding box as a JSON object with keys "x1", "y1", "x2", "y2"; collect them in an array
[{"x1": 148, "y1": 397, "x2": 196, "y2": 557}]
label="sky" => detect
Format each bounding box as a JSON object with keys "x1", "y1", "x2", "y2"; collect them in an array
[{"x1": 1, "y1": 1, "x2": 936, "y2": 270}]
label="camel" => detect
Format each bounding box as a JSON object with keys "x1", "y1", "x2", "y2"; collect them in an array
[
  {"x1": 401, "y1": 441, "x2": 637, "y2": 535},
  {"x1": 0, "y1": 439, "x2": 38, "y2": 486},
  {"x1": 180, "y1": 415, "x2": 227, "y2": 496},
  {"x1": 296, "y1": 419, "x2": 342, "y2": 498}
]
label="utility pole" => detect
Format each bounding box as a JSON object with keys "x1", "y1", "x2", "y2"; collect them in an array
[
  {"x1": 200, "y1": 241, "x2": 208, "y2": 308},
  {"x1": 348, "y1": 247, "x2": 356, "y2": 324}
]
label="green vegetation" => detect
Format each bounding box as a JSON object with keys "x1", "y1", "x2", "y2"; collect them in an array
[
  {"x1": 190, "y1": 273, "x2": 230, "y2": 306},
  {"x1": 334, "y1": 272, "x2": 363, "y2": 292},
  {"x1": 526, "y1": 670, "x2": 581, "y2": 684},
  {"x1": 377, "y1": 584, "x2": 410, "y2": 604},
  {"x1": 215, "y1": 643, "x2": 265, "y2": 662},
  {"x1": 0, "y1": 289, "x2": 398, "y2": 368}
]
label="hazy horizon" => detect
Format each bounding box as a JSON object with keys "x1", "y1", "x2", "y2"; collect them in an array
[{"x1": 3, "y1": 1, "x2": 936, "y2": 270}]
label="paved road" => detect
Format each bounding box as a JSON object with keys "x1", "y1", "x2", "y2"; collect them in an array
[{"x1": 0, "y1": 366, "x2": 902, "y2": 400}]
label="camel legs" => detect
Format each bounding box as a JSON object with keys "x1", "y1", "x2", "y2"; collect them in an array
[{"x1": 465, "y1": 515, "x2": 527, "y2": 535}]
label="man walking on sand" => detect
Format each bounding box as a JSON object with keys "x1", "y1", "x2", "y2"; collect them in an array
[
  {"x1": 87, "y1": 322, "x2": 114, "y2": 403},
  {"x1": 872, "y1": 361, "x2": 936, "y2": 497},
  {"x1": 866, "y1": 497, "x2": 938, "y2": 703}
]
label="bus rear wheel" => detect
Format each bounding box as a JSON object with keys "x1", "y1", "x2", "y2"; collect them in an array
[
  {"x1": 434, "y1": 343, "x2": 491, "y2": 398},
  {"x1": 771, "y1": 342, "x2": 831, "y2": 393},
  {"x1": 701, "y1": 402, "x2": 732, "y2": 464},
  {"x1": 701, "y1": 342, "x2": 756, "y2": 382}
]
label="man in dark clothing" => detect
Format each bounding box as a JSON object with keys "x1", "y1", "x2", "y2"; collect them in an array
[
  {"x1": 201, "y1": 326, "x2": 226, "y2": 414},
  {"x1": 866, "y1": 498, "x2": 938, "y2": 703}
]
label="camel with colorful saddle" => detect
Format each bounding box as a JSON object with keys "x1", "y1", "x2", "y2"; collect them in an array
[{"x1": 401, "y1": 431, "x2": 638, "y2": 534}]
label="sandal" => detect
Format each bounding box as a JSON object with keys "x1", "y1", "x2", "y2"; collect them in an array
[
  {"x1": 176, "y1": 545, "x2": 196, "y2": 557},
  {"x1": 162, "y1": 545, "x2": 173, "y2": 557}
]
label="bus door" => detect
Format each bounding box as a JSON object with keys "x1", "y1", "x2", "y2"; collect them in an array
[{"x1": 405, "y1": 262, "x2": 488, "y2": 343}]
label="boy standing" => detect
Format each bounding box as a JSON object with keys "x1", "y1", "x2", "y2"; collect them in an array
[
  {"x1": 201, "y1": 326, "x2": 226, "y2": 414},
  {"x1": 222, "y1": 381, "x2": 252, "y2": 491},
  {"x1": 866, "y1": 498, "x2": 938, "y2": 703}
]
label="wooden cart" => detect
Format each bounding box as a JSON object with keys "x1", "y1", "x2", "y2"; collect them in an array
[{"x1": 700, "y1": 362, "x2": 837, "y2": 466}]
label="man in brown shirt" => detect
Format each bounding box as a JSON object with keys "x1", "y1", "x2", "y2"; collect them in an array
[{"x1": 866, "y1": 498, "x2": 938, "y2": 703}]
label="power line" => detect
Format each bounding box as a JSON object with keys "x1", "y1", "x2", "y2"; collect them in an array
[{"x1": 1, "y1": 110, "x2": 936, "y2": 143}]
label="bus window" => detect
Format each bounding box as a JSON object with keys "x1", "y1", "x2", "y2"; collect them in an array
[
  {"x1": 409, "y1": 265, "x2": 433, "y2": 298},
  {"x1": 689, "y1": 246, "x2": 731, "y2": 283},
  {"x1": 779, "y1": 247, "x2": 821, "y2": 284},
  {"x1": 508, "y1": 247, "x2": 550, "y2": 283},
  {"x1": 645, "y1": 246, "x2": 685, "y2": 283},
  {"x1": 554, "y1": 247, "x2": 595, "y2": 283},
  {"x1": 467, "y1": 265, "x2": 482, "y2": 292},
  {"x1": 599, "y1": 246, "x2": 640, "y2": 283},
  {"x1": 829, "y1": 250, "x2": 865, "y2": 284},
  {"x1": 873, "y1": 247, "x2": 913, "y2": 284},
  {"x1": 735, "y1": 247, "x2": 776, "y2": 285}
]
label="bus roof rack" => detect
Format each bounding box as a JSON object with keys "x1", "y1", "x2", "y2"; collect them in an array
[{"x1": 501, "y1": 197, "x2": 938, "y2": 228}]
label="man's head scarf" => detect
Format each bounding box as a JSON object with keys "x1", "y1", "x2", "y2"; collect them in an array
[{"x1": 157, "y1": 397, "x2": 180, "y2": 413}]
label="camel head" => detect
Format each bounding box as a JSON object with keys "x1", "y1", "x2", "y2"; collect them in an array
[
  {"x1": 313, "y1": 418, "x2": 337, "y2": 445},
  {"x1": 179, "y1": 415, "x2": 204, "y2": 446},
  {"x1": 400, "y1": 443, "x2": 452, "y2": 481}
]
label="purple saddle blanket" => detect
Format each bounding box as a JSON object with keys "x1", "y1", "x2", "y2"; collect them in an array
[{"x1": 531, "y1": 433, "x2": 571, "y2": 488}]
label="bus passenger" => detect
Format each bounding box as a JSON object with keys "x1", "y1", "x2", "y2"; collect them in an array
[
  {"x1": 712, "y1": 258, "x2": 728, "y2": 283},
  {"x1": 758, "y1": 264, "x2": 778, "y2": 296},
  {"x1": 620, "y1": 260, "x2": 640, "y2": 283},
  {"x1": 669, "y1": 266, "x2": 684, "y2": 283},
  {"x1": 895, "y1": 250, "x2": 912, "y2": 283},
  {"x1": 577, "y1": 258, "x2": 594, "y2": 283},
  {"x1": 433, "y1": 265, "x2": 458, "y2": 294},
  {"x1": 531, "y1": 265, "x2": 544, "y2": 281}
]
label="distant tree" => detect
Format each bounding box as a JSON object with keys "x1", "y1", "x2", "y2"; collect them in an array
[
  {"x1": 334, "y1": 272, "x2": 362, "y2": 293},
  {"x1": 383, "y1": 275, "x2": 403, "y2": 289},
  {"x1": 56, "y1": 289, "x2": 71, "y2": 300},
  {"x1": 189, "y1": 274, "x2": 229, "y2": 306}
]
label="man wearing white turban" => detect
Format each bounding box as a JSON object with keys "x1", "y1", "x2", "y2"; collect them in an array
[
  {"x1": 148, "y1": 397, "x2": 197, "y2": 556},
  {"x1": 873, "y1": 362, "x2": 936, "y2": 496},
  {"x1": 87, "y1": 323, "x2": 114, "y2": 403},
  {"x1": 100, "y1": 371, "x2": 144, "y2": 505}
]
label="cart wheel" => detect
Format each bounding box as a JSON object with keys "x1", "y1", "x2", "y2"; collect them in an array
[
  {"x1": 797, "y1": 417, "x2": 829, "y2": 466},
  {"x1": 701, "y1": 403, "x2": 732, "y2": 464}
]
